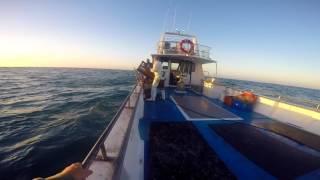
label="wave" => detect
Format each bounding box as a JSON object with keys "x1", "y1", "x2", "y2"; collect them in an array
[{"x1": 0, "y1": 68, "x2": 135, "y2": 180}]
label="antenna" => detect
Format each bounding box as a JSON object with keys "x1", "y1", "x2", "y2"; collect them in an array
[
  {"x1": 162, "y1": 7, "x2": 170, "y2": 33},
  {"x1": 187, "y1": 12, "x2": 192, "y2": 33},
  {"x1": 172, "y1": 6, "x2": 177, "y2": 31}
]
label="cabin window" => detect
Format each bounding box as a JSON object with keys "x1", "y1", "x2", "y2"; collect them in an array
[
  {"x1": 171, "y1": 63, "x2": 179, "y2": 71},
  {"x1": 171, "y1": 62, "x2": 192, "y2": 74},
  {"x1": 178, "y1": 63, "x2": 189, "y2": 74}
]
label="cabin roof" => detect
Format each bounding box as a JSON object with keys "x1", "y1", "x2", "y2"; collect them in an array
[
  {"x1": 151, "y1": 54, "x2": 217, "y2": 64},
  {"x1": 163, "y1": 31, "x2": 196, "y2": 38}
]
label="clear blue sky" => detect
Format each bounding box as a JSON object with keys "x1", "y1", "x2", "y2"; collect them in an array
[{"x1": 0, "y1": 0, "x2": 319, "y2": 89}]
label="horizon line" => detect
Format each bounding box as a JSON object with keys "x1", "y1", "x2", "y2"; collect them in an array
[{"x1": 1, "y1": 66, "x2": 319, "y2": 91}]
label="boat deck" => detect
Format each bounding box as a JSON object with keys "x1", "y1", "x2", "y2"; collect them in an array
[{"x1": 140, "y1": 88, "x2": 320, "y2": 179}]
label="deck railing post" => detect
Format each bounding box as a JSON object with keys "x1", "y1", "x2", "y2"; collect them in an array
[
  {"x1": 134, "y1": 86, "x2": 138, "y2": 94},
  {"x1": 82, "y1": 84, "x2": 138, "y2": 168},
  {"x1": 128, "y1": 96, "x2": 131, "y2": 108},
  {"x1": 100, "y1": 144, "x2": 108, "y2": 160},
  {"x1": 317, "y1": 104, "x2": 320, "y2": 111}
]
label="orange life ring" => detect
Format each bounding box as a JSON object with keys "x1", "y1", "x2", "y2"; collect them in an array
[{"x1": 179, "y1": 39, "x2": 194, "y2": 54}]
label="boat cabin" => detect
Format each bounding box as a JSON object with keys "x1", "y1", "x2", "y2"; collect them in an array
[{"x1": 151, "y1": 31, "x2": 216, "y2": 88}]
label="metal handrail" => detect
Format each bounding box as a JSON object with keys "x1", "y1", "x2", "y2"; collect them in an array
[
  {"x1": 82, "y1": 83, "x2": 138, "y2": 168},
  {"x1": 157, "y1": 41, "x2": 211, "y2": 59},
  {"x1": 212, "y1": 81, "x2": 320, "y2": 112},
  {"x1": 158, "y1": 40, "x2": 211, "y2": 49},
  {"x1": 112, "y1": 85, "x2": 141, "y2": 179}
]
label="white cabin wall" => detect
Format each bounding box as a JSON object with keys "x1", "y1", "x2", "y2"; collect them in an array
[
  {"x1": 163, "y1": 62, "x2": 170, "y2": 87},
  {"x1": 203, "y1": 85, "x2": 242, "y2": 101},
  {"x1": 203, "y1": 85, "x2": 226, "y2": 100},
  {"x1": 191, "y1": 63, "x2": 204, "y2": 86}
]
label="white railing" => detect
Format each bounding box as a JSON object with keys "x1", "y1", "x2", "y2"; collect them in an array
[
  {"x1": 210, "y1": 81, "x2": 320, "y2": 113},
  {"x1": 209, "y1": 82, "x2": 320, "y2": 112},
  {"x1": 202, "y1": 83, "x2": 320, "y2": 136},
  {"x1": 157, "y1": 41, "x2": 211, "y2": 59}
]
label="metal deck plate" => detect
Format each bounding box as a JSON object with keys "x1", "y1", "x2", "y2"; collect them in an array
[
  {"x1": 171, "y1": 95, "x2": 242, "y2": 120},
  {"x1": 251, "y1": 120, "x2": 320, "y2": 152},
  {"x1": 210, "y1": 123, "x2": 320, "y2": 179}
]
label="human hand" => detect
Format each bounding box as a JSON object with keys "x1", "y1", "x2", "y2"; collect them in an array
[{"x1": 59, "y1": 162, "x2": 92, "y2": 180}]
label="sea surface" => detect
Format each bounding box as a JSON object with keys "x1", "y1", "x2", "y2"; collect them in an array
[
  {"x1": 0, "y1": 68, "x2": 135, "y2": 179},
  {"x1": 0, "y1": 67, "x2": 319, "y2": 179}
]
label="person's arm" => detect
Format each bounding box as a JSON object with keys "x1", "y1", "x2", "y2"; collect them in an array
[
  {"x1": 151, "y1": 63, "x2": 155, "y2": 72},
  {"x1": 33, "y1": 163, "x2": 92, "y2": 180}
]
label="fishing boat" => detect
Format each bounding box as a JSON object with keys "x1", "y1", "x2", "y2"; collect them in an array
[{"x1": 82, "y1": 31, "x2": 320, "y2": 179}]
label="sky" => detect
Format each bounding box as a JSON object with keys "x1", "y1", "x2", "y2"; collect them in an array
[{"x1": 0, "y1": 0, "x2": 319, "y2": 89}]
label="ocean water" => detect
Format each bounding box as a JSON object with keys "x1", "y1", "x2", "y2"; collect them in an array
[
  {"x1": 0, "y1": 68, "x2": 135, "y2": 179},
  {"x1": 0, "y1": 68, "x2": 319, "y2": 179}
]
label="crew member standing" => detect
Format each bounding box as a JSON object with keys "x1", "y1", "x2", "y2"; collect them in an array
[
  {"x1": 145, "y1": 58, "x2": 152, "y2": 70},
  {"x1": 143, "y1": 59, "x2": 153, "y2": 99},
  {"x1": 149, "y1": 59, "x2": 162, "y2": 101},
  {"x1": 158, "y1": 64, "x2": 166, "y2": 100}
]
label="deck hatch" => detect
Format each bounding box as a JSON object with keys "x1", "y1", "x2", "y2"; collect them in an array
[
  {"x1": 251, "y1": 121, "x2": 320, "y2": 152},
  {"x1": 210, "y1": 123, "x2": 320, "y2": 179},
  {"x1": 171, "y1": 95, "x2": 242, "y2": 120},
  {"x1": 147, "y1": 122, "x2": 235, "y2": 180}
]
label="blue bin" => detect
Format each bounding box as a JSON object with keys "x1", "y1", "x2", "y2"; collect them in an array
[{"x1": 232, "y1": 98, "x2": 254, "y2": 111}]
